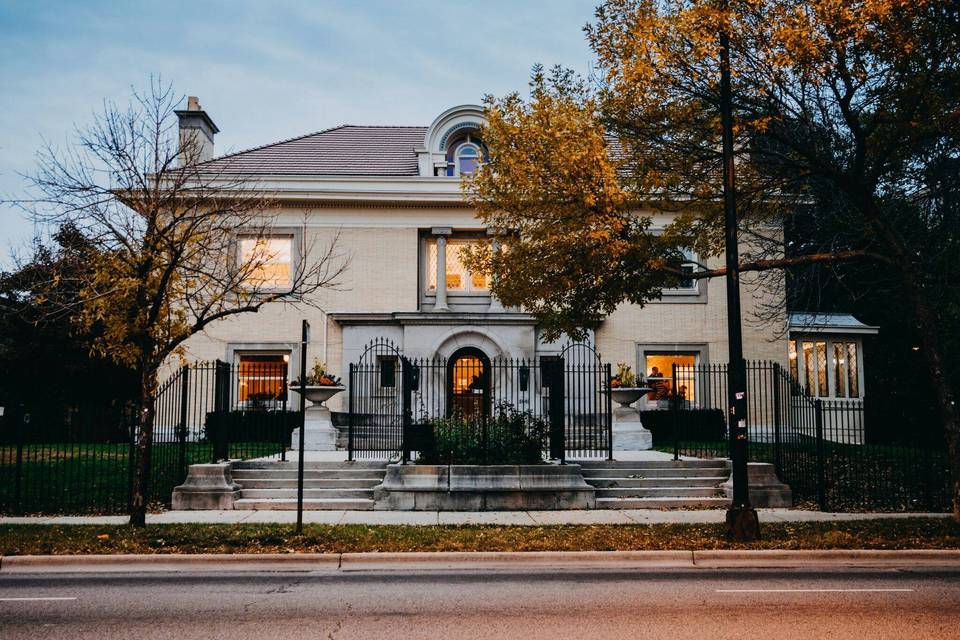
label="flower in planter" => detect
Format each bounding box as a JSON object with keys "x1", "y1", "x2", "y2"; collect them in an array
[
  {"x1": 610, "y1": 362, "x2": 638, "y2": 388},
  {"x1": 290, "y1": 359, "x2": 342, "y2": 387}
]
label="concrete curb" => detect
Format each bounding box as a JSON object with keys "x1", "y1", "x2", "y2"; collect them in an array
[
  {"x1": 692, "y1": 549, "x2": 960, "y2": 568},
  {"x1": 2, "y1": 550, "x2": 960, "y2": 573},
  {"x1": 339, "y1": 550, "x2": 692, "y2": 571},
  {"x1": 0, "y1": 553, "x2": 340, "y2": 573}
]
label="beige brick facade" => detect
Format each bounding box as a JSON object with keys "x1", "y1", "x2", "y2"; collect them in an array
[{"x1": 179, "y1": 202, "x2": 787, "y2": 393}]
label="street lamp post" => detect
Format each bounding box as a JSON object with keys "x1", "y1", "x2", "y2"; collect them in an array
[
  {"x1": 296, "y1": 319, "x2": 309, "y2": 535},
  {"x1": 719, "y1": 26, "x2": 760, "y2": 541}
]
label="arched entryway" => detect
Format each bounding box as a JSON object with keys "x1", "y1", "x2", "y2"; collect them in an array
[{"x1": 446, "y1": 347, "x2": 491, "y2": 420}]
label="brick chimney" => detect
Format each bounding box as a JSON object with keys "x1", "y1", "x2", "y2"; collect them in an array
[{"x1": 175, "y1": 96, "x2": 219, "y2": 165}]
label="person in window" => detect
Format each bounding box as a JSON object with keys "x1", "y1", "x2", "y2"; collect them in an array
[
  {"x1": 468, "y1": 373, "x2": 485, "y2": 394},
  {"x1": 648, "y1": 366, "x2": 669, "y2": 400}
]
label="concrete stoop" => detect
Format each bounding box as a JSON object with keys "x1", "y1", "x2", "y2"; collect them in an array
[
  {"x1": 579, "y1": 460, "x2": 732, "y2": 509},
  {"x1": 172, "y1": 458, "x2": 791, "y2": 511}
]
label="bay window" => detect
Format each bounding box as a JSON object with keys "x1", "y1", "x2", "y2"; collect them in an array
[{"x1": 789, "y1": 337, "x2": 861, "y2": 399}]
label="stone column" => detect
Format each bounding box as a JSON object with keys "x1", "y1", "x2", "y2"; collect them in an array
[
  {"x1": 487, "y1": 229, "x2": 504, "y2": 312},
  {"x1": 432, "y1": 227, "x2": 452, "y2": 311}
]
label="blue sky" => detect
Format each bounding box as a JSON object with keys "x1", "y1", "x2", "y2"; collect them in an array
[{"x1": 0, "y1": 0, "x2": 597, "y2": 266}]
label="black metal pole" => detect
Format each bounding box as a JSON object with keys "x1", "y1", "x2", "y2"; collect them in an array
[
  {"x1": 14, "y1": 405, "x2": 24, "y2": 514},
  {"x1": 719, "y1": 25, "x2": 760, "y2": 540},
  {"x1": 296, "y1": 320, "x2": 309, "y2": 535},
  {"x1": 672, "y1": 363, "x2": 680, "y2": 461}
]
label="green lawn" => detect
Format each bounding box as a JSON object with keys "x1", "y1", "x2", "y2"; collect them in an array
[
  {"x1": 2, "y1": 518, "x2": 959, "y2": 555},
  {"x1": 0, "y1": 442, "x2": 284, "y2": 515}
]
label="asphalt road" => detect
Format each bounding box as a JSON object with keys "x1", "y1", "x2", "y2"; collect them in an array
[{"x1": 2, "y1": 568, "x2": 959, "y2": 639}]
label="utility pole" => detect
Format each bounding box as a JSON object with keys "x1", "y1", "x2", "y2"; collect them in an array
[{"x1": 719, "y1": 24, "x2": 760, "y2": 541}]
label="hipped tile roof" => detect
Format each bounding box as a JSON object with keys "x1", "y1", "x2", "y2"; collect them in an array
[{"x1": 198, "y1": 125, "x2": 428, "y2": 176}]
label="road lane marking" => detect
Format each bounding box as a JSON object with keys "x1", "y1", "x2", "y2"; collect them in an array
[
  {"x1": 716, "y1": 589, "x2": 914, "y2": 593},
  {"x1": 0, "y1": 597, "x2": 78, "y2": 602}
]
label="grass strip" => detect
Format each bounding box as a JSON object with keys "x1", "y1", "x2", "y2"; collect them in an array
[{"x1": 2, "y1": 518, "x2": 959, "y2": 556}]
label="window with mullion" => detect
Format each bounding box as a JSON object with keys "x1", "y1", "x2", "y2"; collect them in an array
[{"x1": 426, "y1": 237, "x2": 490, "y2": 293}]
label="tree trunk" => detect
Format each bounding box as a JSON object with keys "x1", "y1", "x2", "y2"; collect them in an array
[{"x1": 128, "y1": 364, "x2": 158, "y2": 527}]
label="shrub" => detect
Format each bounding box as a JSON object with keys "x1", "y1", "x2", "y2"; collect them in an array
[
  {"x1": 203, "y1": 410, "x2": 300, "y2": 444},
  {"x1": 414, "y1": 405, "x2": 548, "y2": 465},
  {"x1": 640, "y1": 408, "x2": 727, "y2": 443}
]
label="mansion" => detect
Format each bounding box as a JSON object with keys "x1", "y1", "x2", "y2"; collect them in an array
[{"x1": 175, "y1": 100, "x2": 870, "y2": 421}]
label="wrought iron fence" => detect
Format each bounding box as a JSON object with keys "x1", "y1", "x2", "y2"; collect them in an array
[
  {"x1": 347, "y1": 339, "x2": 612, "y2": 462},
  {"x1": 0, "y1": 360, "x2": 300, "y2": 515},
  {"x1": 660, "y1": 361, "x2": 951, "y2": 512}
]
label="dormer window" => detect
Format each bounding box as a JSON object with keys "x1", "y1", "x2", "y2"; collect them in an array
[
  {"x1": 456, "y1": 143, "x2": 480, "y2": 176},
  {"x1": 446, "y1": 133, "x2": 485, "y2": 176}
]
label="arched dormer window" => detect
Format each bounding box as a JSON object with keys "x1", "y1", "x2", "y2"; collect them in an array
[{"x1": 445, "y1": 133, "x2": 485, "y2": 176}]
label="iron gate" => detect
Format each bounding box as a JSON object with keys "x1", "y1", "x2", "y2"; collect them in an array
[{"x1": 346, "y1": 339, "x2": 612, "y2": 461}]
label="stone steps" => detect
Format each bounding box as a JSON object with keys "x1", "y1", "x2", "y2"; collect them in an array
[
  {"x1": 233, "y1": 460, "x2": 387, "y2": 469},
  {"x1": 586, "y1": 476, "x2": 728, "y2": 488},
  {"x1": 595, "y1": 497, "x2": 731, "y2": 509},
  {"x1": 594, "y1": 487, "x2": 725, "y2": 499},
  {"x1": 229, "y1": 478, "x2": 383, "y2": 489},
  {"x1": 231, "y1": 469, "x2": 387, "y2": 479},
  {"x1": 580, "y1": 467, "x2": 727, "y2": 478},
  {"x1": 237, "y1": 488, "x2": 376, "y2": 499},
  {"x1": 230, "y1": 461, "x2": 386, "y2": 510},
  {"x1": 582, "y1": 460, "x2": 730, "y2": 510},
  {"x1": 233, "y1": 498, "x2": 374, "y2": 511},
  {"x1": 578, "y1": 460, "x2": 728, "y2": 468}
]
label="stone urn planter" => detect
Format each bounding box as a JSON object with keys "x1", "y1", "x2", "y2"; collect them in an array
[
  {"x1": 609, "y1": 387, "x2": 649, "y2": 408},
  {"x1": 290, "y1": 384, "x2": 345, "y2": 451},
  {"x1": 607, "y1": 386, "x2": 654, "y2": 451}
]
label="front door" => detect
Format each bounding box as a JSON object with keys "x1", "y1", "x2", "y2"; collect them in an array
[{"x1": 447, "y1": 347, "x2": 490, "y2": 420}]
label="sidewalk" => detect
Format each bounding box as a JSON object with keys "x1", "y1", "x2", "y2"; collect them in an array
[{"x1": 1, "y1": 509, "x2": 951, "y2": 526}]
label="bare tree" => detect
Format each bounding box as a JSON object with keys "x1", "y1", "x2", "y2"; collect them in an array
[{"x1": 11, "y1": 79, "x2": 347, "y2": 526}]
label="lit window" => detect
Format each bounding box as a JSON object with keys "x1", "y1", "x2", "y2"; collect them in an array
[
  {"x1": 816, "y1": 341, "x2": 828, "y2": 396},
  {"x1": 802, "y1": 341, "x2": 815, "y2": 392},
  {"x1": 427, "y1": 238, "x2": 490, "y2": 293},
  {"x1": 846, "y1": 342, "x2": 859, "y2": 398},
  {"x1": 239, "y1": 236, "x2": 292, "y2": 288},
  {"x1": 237, "y1": 353, "x2": 289, "y2": 406},
  {"x1": 644, "y1": 352, "x2": 698, "y2": 403},
  {"x1": 795, "y1": 338, "x2": 861, "y2": 398},
  {"x1": 789, "y1": 339, "x2": 799, "y2": 382}
]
